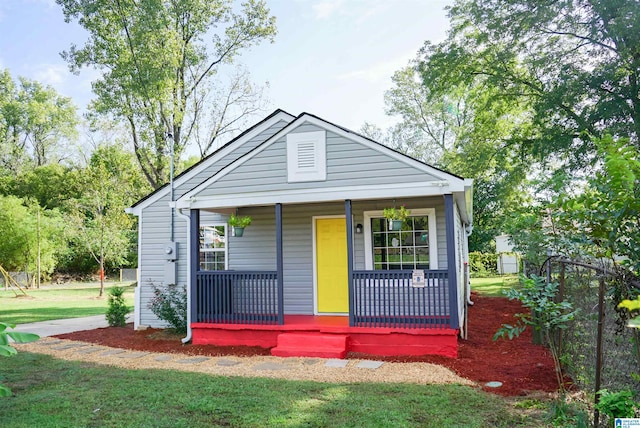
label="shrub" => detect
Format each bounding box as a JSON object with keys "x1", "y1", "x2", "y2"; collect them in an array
[
  {"x1": 148, "y1": 283, "x2": 187, "y2": 334},
  {"x1": 595, "y1": 389, "x2": 637, "y2": 425},
  {"x1": 469, "y1": 252, "x2": 498, "y2": 277},
  {"x1": 105, "y1": 286, "x2": 128, "y2": 327}
]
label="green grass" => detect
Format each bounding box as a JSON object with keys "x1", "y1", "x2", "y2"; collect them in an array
[
  {"x1": 0, "y1": 283, "x2": 135, "y2": 325},
  {"x1": 470, "y1": 275, "x2": 519, "y2": 297},
  {"x1": 0, "y1": 352, "x2": 544, "y2": 427}
]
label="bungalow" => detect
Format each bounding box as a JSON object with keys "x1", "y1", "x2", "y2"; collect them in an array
[{"x1": 126, "y1": 110, "x2": 473, "y2": 358}]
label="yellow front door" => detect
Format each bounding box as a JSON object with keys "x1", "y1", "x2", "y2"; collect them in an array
[{"x1": 316, "y1": 218, "x2": 348, "y2": 313}]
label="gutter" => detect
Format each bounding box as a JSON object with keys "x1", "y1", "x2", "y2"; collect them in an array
[{"x1": 175, "y1": 206, "x2": 192, "y2": 344}]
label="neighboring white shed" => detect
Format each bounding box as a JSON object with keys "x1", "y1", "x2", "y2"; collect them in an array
[{"x1": 495, "y1": 234, "x2": 519, "y2": 274}]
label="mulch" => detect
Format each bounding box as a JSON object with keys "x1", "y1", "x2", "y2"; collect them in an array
[{"x1": 56, "y1": 292, "x2": 566, "y2": 396}]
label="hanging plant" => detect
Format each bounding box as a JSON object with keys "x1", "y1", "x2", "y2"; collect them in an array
[
  {"x1": 228, "y1": 214, "x2": 252, "y2": 237},
  {"x1": 382, "y1": 205, "x2": 410, "y2": 231}
]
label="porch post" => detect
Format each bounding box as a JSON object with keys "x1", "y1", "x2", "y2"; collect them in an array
[
  {"x1": 345, "y1": 199, "x2": 355, "y2": 326},
  {"x1": 276, "y1": 203, "x2": 284, "y2": 325},
  {"x1": 189, "y1": 209, "x2": 200, "y2": 324},
  {"x1": 444, "y1": 194, "x2": 460, "y2": 329}
]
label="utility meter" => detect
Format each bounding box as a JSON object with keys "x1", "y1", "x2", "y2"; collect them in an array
[{"x1": 165, "y1": 242, "x2": 177, "y2": 261}]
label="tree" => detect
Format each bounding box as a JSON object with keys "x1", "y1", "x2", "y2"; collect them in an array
[
  {"x1": 58, "y1": 0, "x2": 277, "y2": 188},
  {"x1": 70, "y1": 145, "x2": 145, "y2": 296},
  {"x1": 422, "y1": 0, "x2": 640, "y2": 161},
  {"x1": 372, "y1": 60, "x2": 533, "y2": 251},
  {"x1": 0, "y1": 70, "x2": 78, "y2": 172},
  {"x1": 0, "y1": 195, "x2": 65, "y2": 284}
]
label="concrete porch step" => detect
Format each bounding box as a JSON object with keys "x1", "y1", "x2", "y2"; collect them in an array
[{"x1": 271, "y1": 332, "x2": 349, "y2": 359}]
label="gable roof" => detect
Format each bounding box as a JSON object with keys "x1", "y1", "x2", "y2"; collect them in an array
[
  {"x1": 175, "y1": 112, "x2": 473, "y2": 223},
  {"x1": 126, "y1": 109, "x2": 295, "y2": 215}
]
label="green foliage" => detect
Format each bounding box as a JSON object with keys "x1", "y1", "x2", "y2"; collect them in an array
[
  {"x1": 382, "y1": 205, "x2": 410, "y2": 221},
  {"x1": 468, "y1": 252, "x2": 498, "y2": 277},
  {"x1": 495, "y1": 275, "x2": 577, "y2": 390},
  {"x1": 0, "y1": 195, "x2": 65, "y2": 279},
  {"x1": 105, "y1": 286, "x2": 129, "y2": 327},
  {"x1": 595, "y1": 389, "x2": 637, "y2": 423},
  {"x1": 619, "y1": 297, "x2": 640, "y2": 329},
  {"x1": 228, "y1": 214, "x2": 252, "y2": 228},
  {"x1": 546, "y1": 396, "x2": 590, "y2": 428},
  {"x1": 58, "y1": 0, "x2": 277, "y2": 188},
  {"x1": 148, "y1": 284, "x2": 187, "y2": 334},
  {"x1": 69, "y1": 145, "x2": 141, "y2": 295},
  {"x1": 0, "y1": 69, "x2": 79, "y2": 174},
  {"x1": 0, "y1": 321, "x2": 39, "y2": 397}
]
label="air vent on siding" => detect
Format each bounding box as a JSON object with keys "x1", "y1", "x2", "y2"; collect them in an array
[
  {"x1": 286, "y1": 130, "x2": 326, "y2": 182},
  {"x1": 297, "y1": 142, "x2": 316, "y2": 169}
]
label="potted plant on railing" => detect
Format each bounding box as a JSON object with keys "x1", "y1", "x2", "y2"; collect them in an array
[
  {"x1": 228, "y1": 214, "x2": 252, "y2": 237},
  {"x1": 383, "y1": 205, "x2": 410, "y2": 231}
]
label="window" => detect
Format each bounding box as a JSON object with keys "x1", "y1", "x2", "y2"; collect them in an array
[
  {"x1": 364, "y1": 209, "x2": 438, "y2": 270},
  {"x1": 199, "y1": 225, "x2": 227, "y2": 270},
  {"x1": 286, "y1": 130, "x2": 326, "y2": 182}
]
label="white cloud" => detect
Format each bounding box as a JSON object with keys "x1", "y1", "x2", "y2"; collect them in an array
[
  {"x1": 337, "y1": 52, "x2": 414, "y2": 84},
  {"x1": 312, "y1": 0, "x2": 345, "y2": 19},
  {"x1": 33, "y1": 64, "x2": 69, "y2": 86}
]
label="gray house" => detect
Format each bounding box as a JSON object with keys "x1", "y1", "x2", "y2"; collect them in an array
[{"x1": 127, "y1": 110, "x2": 473, "y2": 358}]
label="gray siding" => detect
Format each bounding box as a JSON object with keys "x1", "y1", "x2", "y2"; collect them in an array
[
  {"x1": 175, "y1": 120, "x2": 289, "y2": 198},
  {"x1": 137, "y1": 119, "x2": 289, "y2": 327},
  {"x1": 210, "y1": 197, "x2": 448, "y2": 317},
  {"x1": 196, "y1": 125, "x2": 441, "y2": 197}
]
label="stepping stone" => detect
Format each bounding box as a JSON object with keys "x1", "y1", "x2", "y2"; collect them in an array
[
  {"x1": 324, "y1": 359, "x2": 348, "y2": 368},
  {"x1": 253, "y1": 362, "x2": 290, "y2": 371},
  {"x1": 302, "y1": 359, "x2": 320, "y2": 366},
  {"x1": 216, "y1": 359, "x2": 240, "y2": 367},
  {"x1": 176, "y1": 357, "x2": 210, "y2": 364},
  {"x1": 101, "y1": 349, "x2": 126, "y2": 356},
  {"x1": 37, "y1": 339, "x2": 64, "y2": 346},
  {"x1": 116, "y1": 352, "x2": 149, "y2": 359},
  {"x1": 154, "y1": 355, "x2": 173, "y2": 362},
  {"x1": 485, "y1": 381, "x2": 503, "y2": 388},
  {"x1": 51, "y1": 343, "x2": 88, "y2": 350},
  {"x1": 76, "y1": 347, "x2": 104, "y2": 355},
  {"x1": 356, "y1": 360, "x2": 384, "y2": 369}
]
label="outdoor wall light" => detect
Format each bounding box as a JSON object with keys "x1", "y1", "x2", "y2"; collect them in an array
[{"x1": 355, "y1": 224, "x2": 363, "y2": 234}]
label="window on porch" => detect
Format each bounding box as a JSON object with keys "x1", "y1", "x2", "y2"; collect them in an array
[
  {"x1": 199, "y1": 224, "x2": 227, "y2": 270},
  {"x1": 364, "y1": 208, "x2": 438, "y2": 270}
]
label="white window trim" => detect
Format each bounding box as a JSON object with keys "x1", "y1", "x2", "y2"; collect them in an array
[
  {"x1": 199, "y1": 223, "x2": 228, "y2": 271},
  {"x1": 286, "y1": 130, "x2": 326, "y2": 182},
  {"x1": 363, "y1": 208, "x2": 438, "y2": 270}
]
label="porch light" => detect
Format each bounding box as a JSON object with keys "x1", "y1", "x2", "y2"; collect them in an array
[{"x1": 355, "y1": 224, "x2": 363, "y2": 234}]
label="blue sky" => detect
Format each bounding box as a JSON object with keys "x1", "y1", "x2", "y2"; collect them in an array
[{"x1": 0, "y1": 0, "x2": 452, "y2": 133}]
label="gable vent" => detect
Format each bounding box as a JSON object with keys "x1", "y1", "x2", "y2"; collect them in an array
[
  {"x1": 287, "y1": 130, "x2": 326, "y2": 182},
  {"x1": 297, "y1": 142, "x2": 316, "y2": 168}
]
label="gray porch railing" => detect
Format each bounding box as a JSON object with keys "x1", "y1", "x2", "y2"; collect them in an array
[
  {"x1": 352, "y1": 270, "x2": 450, "y2": 329},
  {"x1": 195, "y1": 271, "x2": 280, "y2": 324}
]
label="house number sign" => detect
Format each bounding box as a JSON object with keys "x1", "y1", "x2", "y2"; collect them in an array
[{"x1": 411, "y1": 269, "x2": 425, "y2": 288}]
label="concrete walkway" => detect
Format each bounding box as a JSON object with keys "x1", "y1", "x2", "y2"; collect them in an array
[{"x1": 11, "y1": 315, "x2": 120, "y2": 337}]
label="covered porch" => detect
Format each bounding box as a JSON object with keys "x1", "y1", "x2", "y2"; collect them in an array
[{"x1": 186, "y1": 198, "x2": 463, "y2": 358}]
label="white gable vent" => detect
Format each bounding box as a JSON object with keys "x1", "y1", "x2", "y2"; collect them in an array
[{"x1": 286, "y1": 130, "x2": 326, "y2": 182}]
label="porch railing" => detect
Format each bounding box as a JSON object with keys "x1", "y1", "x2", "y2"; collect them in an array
[
  {"x1": 195, "y1": 271, "x2": 279, "y2": 324},
  {"x1": 352, "y1": 270, "x2": 450, "y2": 329}
]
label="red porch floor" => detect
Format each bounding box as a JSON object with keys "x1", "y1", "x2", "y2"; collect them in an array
[{"x1": 191, "y1": 315, "x2": 459, "y2": 358}]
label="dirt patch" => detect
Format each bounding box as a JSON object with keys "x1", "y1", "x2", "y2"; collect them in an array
[{"x1": 55, "y1": 292, "x2": 566, "y2": 396}]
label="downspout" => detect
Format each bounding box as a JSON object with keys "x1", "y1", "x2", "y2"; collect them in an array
[
  {"x1": 176, "y1": 206, "x2": 192, "y2": 344},
  {"x1": 465, "y1": 224, "x2": 474, "y2": 306}
]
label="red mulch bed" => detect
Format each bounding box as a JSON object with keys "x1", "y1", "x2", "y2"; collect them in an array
[{"x1": 55, "y1": 292, "x2": 566, "y2": 396}]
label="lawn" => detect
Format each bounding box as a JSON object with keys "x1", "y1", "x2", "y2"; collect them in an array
[
  {"x1": 470, "y1": 275, "x2": 519, "y2": 297},
  {"x1": 0, "y1": 352, "x2": 544, "y2": 427},
  {"x1": 0, "y1": 283, "x2": 135, "y2": 325}
]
